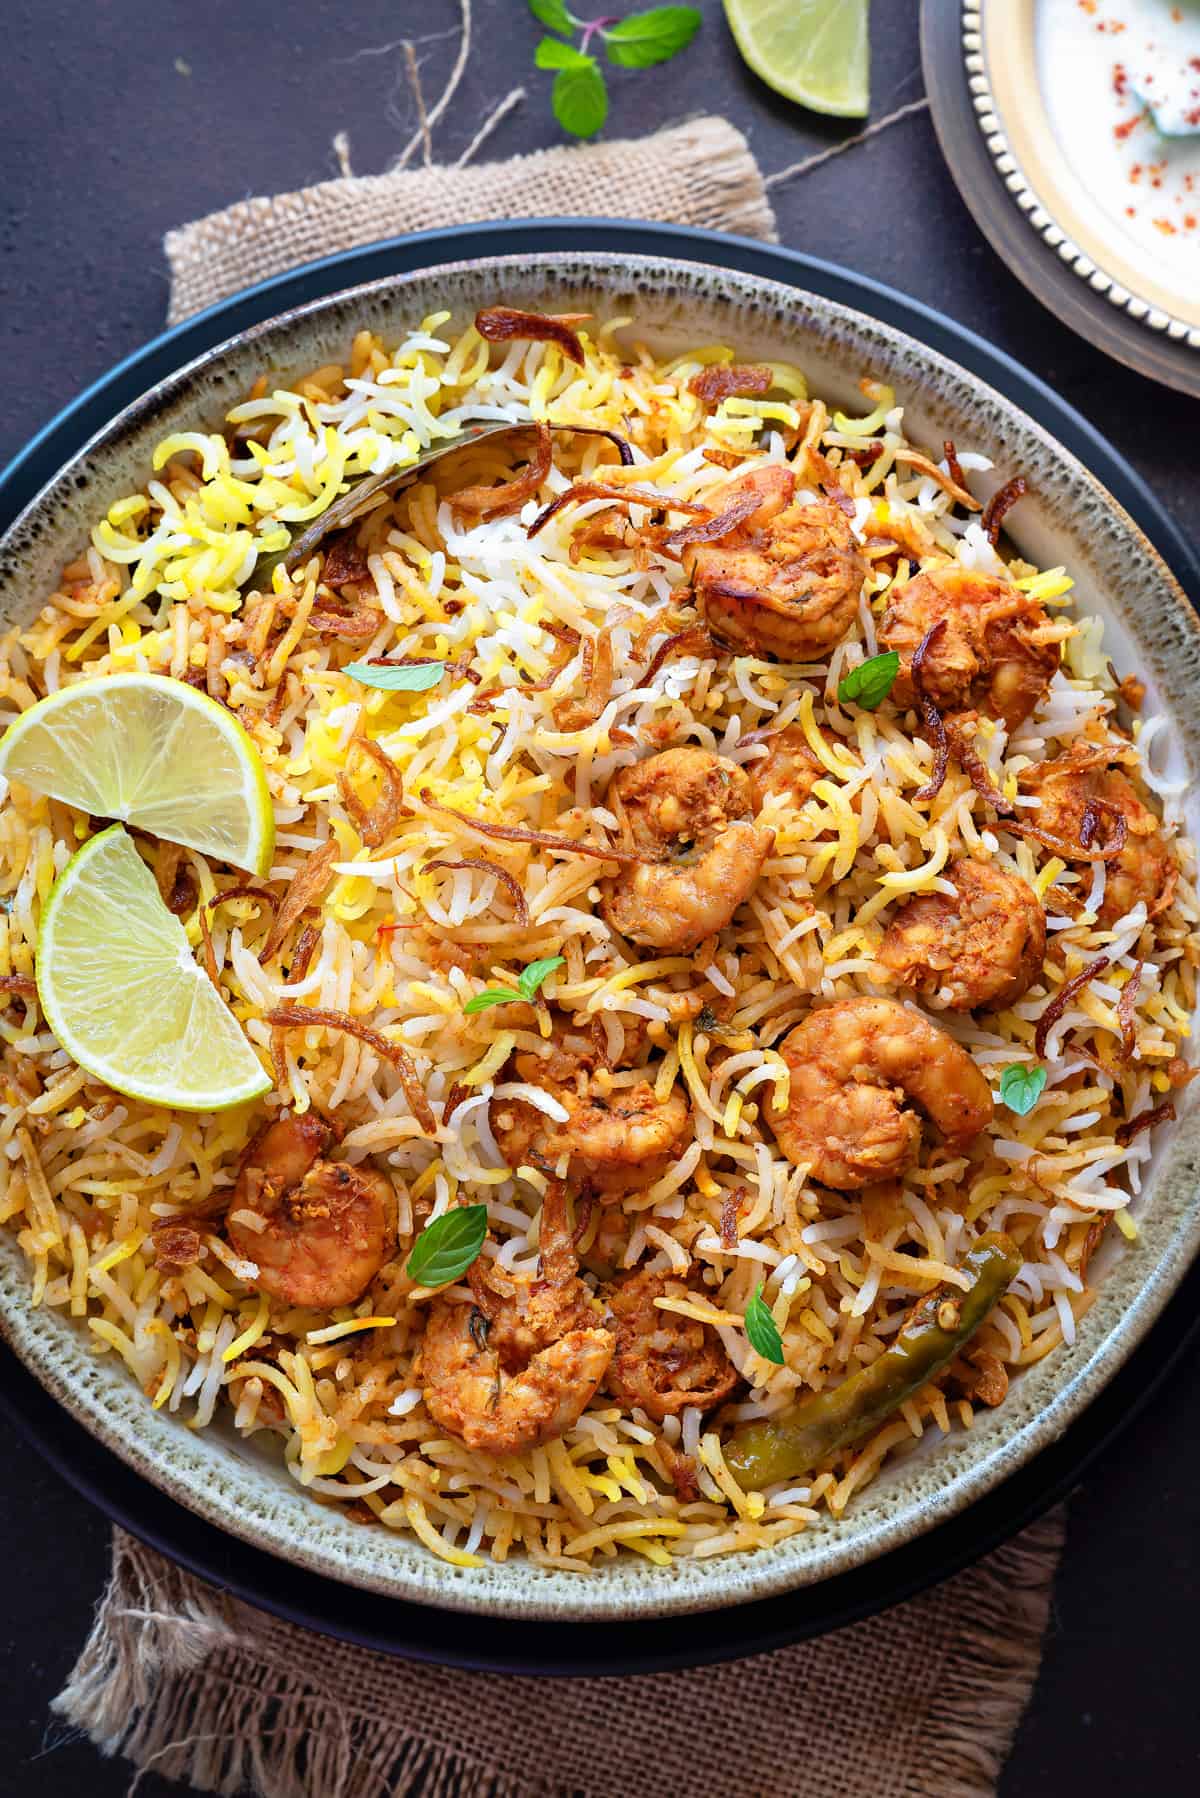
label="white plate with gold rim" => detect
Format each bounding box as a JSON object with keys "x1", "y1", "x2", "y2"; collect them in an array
[{"x1": 963, "y1": 0, "x2": 1200, "y2": 351}]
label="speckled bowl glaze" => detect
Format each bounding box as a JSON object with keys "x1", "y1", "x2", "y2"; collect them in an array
[{"x1": 1, "y1": 253, "x2": 1198, "y2": 1622}]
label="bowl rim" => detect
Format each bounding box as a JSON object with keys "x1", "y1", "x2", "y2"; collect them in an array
[{"x1": 3, "y1": 227, "x2": 1199, "y2": 1623}]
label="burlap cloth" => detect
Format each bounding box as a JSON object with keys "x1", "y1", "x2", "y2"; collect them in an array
[{"x1": 52, "y1": 115, "x2": 1068, "y2": 1797}]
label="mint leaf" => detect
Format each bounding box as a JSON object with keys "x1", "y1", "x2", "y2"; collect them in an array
[
  {"x1": 529, "y1": 0, "x2": 574, "y2": 33},
  {"x1": 535, "y1": 35, "x2": 585, "y2": 68},
  {"x1": 518, "y1": 955, "x2": 565, "y2": 1000},
  {"x1": 837, "y1": 650, "x2": 900, "y2": 712},
  {"x1": 604, "y1": 5, "x2": 700, "y2": 68},
  {"x1": 463, "y1": 986, "x2": 525, "y2": 1014},
  {"x1": 406, "y1": 1205, "x2": 489, "y2": 1287},
  {"x1": 552, "y1": 55, "x2": 607, "y2": 136},
  {"x1": 344, "y1": 660, "x2": 445, "y2": 692},
  {"x1": 999, "y1": 1062, "x2": 1047, "y2": 1116},
  {"x1": 744, "y1": 1284, "x2": 785, "y2": 1366}
]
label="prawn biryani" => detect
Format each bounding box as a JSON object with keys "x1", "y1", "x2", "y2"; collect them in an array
[{"x1": 0, "y1": 296, "x2": 1195, "y2": 1583}]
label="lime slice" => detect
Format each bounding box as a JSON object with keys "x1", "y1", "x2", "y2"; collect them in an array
[
  {"x1": 724, "y1": 0, "x2": 870, "y2": 118},
  {"x1": 0, "y1": 673, "x2": 274, "y2": 876},
  {"x1": 37, "y1": 824, "x2": 271, "y2": 1111}
]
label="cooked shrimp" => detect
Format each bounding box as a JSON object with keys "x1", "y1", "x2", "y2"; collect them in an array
[
  {"x1": 492, "y1": 1048, "x2": 691, "y2": 1198},
  {"x1": 685, "y1": 467, "x2": 867, "y2": 661},
  {"x1": 419, "y1": 1183, "x2": 613, "y2": 1454},
  {"x1": 879, "y1": 565, "x2": 1060, "y2": 729},
  {"x1": 772, "y1": 997, "x2": 994, "y2": 1189},
  {"x1": 601, "y1": 746, "x2": 774, "y2": 951},
  {"x1": 745, "y1": 723, "x2": 825, "y2": 813},
  {"x1": 227, "y1": 1112, "x2": 396, "y2": 1308},
  {"x1": 603, "y1": 1268, "x2": 738, "y2": 1420},
  {"x1": 878, "y1": 858, "x2": 1046, "y2": 1010},
  {"x1": 1021, "y1": 744, "x2": 1176, "y2": 926}
]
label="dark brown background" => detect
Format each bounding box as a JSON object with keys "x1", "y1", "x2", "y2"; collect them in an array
[{"x1": 2, "y1": 0, "x2": 1198, "y2": 1791}]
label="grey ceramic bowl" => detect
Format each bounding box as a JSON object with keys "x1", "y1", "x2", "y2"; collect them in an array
[{"x1": 1, "y1": 252, "x2": 1198, "y2": 1621}]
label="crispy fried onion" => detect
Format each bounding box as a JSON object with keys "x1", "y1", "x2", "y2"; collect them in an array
[
  {"x1": 152, "y1": 1219, "x2": 204, "y2": 1270},
  {"x1": 663, "y1": 486, "x2": 767, "y2": 550},
  {"x1": 308, "y1": 607, "x2": 384, "y2": 641},
  {"x1": 475, "y1": 305, "x2": 587, "y2": 367},
  {"x1": 1116, "y1": 1100, "x2": 1176, "y2": 1147},
  {"x1": 688, "y1": 363, "x2": 773, "y2": 405},
  {"x1": 157, "y1": 842, "x2": 197, "y2": 917},
  {"x1": 212, "y1": 883, "x2": 280, "y2": 920},
  {"x1": 1012, "y1": 800, "x2": 1128, "y2": 863},
  {"x1": 844, "y1": 444, "x2": 885, "y2": 468},
  {"x1": 197, "y1": 904, "x2": 219, "y2": 991},
  {"x1": 418, "y1": 788, "x2": 656, "y2": 864},
  {"x1": 554, "y1": 627, "x2": 614, "y2": 730},
  {"x1": 264, "y1": 1004, "x2": 436, "y2": 1134},
  {"x1": 892, "y1": 448, "x2": 981, "y2": 511},
  {"x1": 319, "y1": 531, "x2": 370, "y2": 587},
  {"x1": 1118, "y1": 958, "x2": 1144, "y2": 1059},
  {"x1": 528, "y1": 482, "x2": 707, "y2": 541},
  {"x1": 720, "y1": 1184, "x2": 746, "y2": 1250},
  {"x1": 911, "y1": 619, "x2": 950, "y2": 803},
  {"x1": 338, "y1": 736, "x2": 405, "y2": 850},
  {"x1": 570, "y1": 1190, "x2": 595, "y2": 1249},
  {"x1": 1079, "y1": 1216, "x2": 1108, "y2": 1283},
  {"x1": 261, "y1": 841, "x2": 338, "y2": 961},
  {"x1": 943, "y1": 439, "x2": 967, "y2": 491},
  {"x1": 441, "y1": 1080, "x2": 471, "y2": 1126},
  {"x1": 528, "y1": 627, "x2": 579, "y2": 694},
  {"x1": 639, "y1": 625, "x2": 719, "y2": 687},
  {"x1": 1034, "y1": 954, "x2": 1111, "y2": 1058},
  {"x1": 661, "y1": 1442, "x2": 701, "y2": 1503},
  {"x1": 289, "y1": 923, "x2": 320, "y2": 984},
  {"x1": 422, "y1": 856, "x2": 530, "y2": 927},
  {"x1": 944, "y1": 718, "x2": 1015, "y2": 815},
  {"x1": 451, "y1": 421, "x2": 553, "y2": 519},
  {"x1": 0, "y1": 974, "x2": 36, "y2": 1011},
  {"x1": 981, "y1": 476, "x2": 1029, "y2": 545},
  {"x1": 551, "y1": 424, "x2": 633, "y2": 466},
  {"x1": 822, "y1": 481, "x2": 856, "y2": 519}
]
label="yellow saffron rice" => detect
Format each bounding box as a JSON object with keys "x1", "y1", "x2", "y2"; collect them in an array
[{"x1": 0, "y1": 310, "x2": 1194, "y2": 1573}]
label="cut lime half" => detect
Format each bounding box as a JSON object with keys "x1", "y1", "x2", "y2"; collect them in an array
[
  {"x1": 37, "y1": 824, "x2": 271, "y2": 1111},
  {"x1": 0, "y1": 673, "x2": 274, "y2": 876},
  {"x1": 724, "y1": 0, "x2": 870, "y2": 118}
]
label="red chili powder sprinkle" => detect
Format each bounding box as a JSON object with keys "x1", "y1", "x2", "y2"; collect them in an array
[{"x1": 1113, "y1": 62, "x2": 1128, "y2": 94}]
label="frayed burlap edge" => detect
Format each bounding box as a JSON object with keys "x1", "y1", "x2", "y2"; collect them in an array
[
  {"x1": 54, "y1": 1510, "x2": 1065, "y2": 1798},
  {"x1": 164, "y1": 115, "x2": 777, "y2": 324}
]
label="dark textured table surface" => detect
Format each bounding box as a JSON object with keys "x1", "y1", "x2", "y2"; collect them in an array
[{"x1": 3, "y1": 1, "x2": 1199, "y2": 1792}]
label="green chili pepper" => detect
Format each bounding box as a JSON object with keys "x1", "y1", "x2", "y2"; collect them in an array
[{"x1": 724, "y1": 1232, "x2": 1021, "y2": 1491}]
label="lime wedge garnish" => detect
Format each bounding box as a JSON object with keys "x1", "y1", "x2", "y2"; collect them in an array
[
  {"x1": 37, "y1": 824, "x2": 271, "y2": 1111},
  {"x1": 0, "y1": 673, "x2": 274, "y2": 876},
  {"x1": 723, "y1": 0, "x2": 870, "y2": 118}
]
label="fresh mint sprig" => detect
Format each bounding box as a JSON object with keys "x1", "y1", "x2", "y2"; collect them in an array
[
  {"x1": 529, "y1": 3, "x2": 701, "y2": 138},
  {"x1": 463, "y1": 954, "x2": 566, "y2": 1015},
  {"x1": 744, "y1": 1284, "x2": 785, "y2": 1366}
]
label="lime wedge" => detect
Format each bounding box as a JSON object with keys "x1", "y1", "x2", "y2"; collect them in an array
[
  {"x1": 37, "y1": 824, "x2": 271, "y2": 1111},
  {"x1": 0, "y1": 673, "x2": 274, "y2": 876},
  {"x1": 724, "y1": 0, "x2": 870, "y2": 118}
]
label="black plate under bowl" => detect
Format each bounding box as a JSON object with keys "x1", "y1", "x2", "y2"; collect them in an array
[{"x1": 2, "y1": 219, "x2": 1198, "y2": 1673}]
